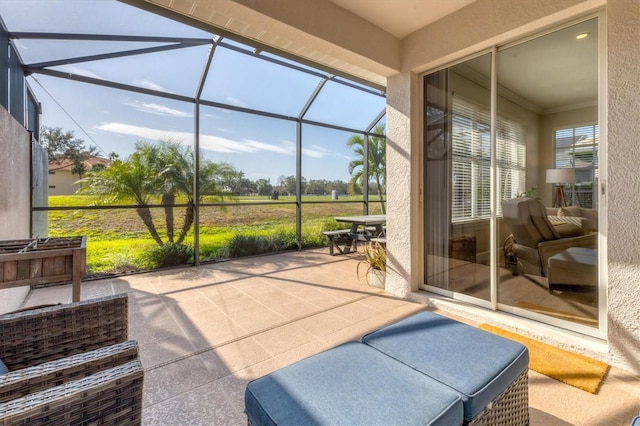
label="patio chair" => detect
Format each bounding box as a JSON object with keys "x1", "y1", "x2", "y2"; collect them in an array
[{"x1": 0, "y1": 293, "x2": 144, "y2": 425}]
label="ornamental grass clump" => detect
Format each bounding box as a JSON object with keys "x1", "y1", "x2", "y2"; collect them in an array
[
  {"x1": 358, "y1": 241, "x2": 386, "y2": 273},
  {"x1": 357, "y1": 241, "x2": 387, "y2": 288},
  {"x1": 143, "y1": 242, "x2": 193, "y2": 269}
]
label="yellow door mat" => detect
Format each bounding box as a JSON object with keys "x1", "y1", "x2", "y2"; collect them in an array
[{"x1": 479, "y1": 324, "x2": 609, "y2": 394}]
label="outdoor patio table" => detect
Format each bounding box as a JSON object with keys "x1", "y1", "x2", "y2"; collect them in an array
[{"x1": 334, "y1": 214, "x2": 386, "y2": 247}]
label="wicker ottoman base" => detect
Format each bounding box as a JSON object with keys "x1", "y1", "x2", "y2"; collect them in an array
[{"x1": 468, "y1": 370, "x2": 529, "y2": 426}]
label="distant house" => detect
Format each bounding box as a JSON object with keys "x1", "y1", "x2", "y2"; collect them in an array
[{"x1": 48, "y1": 157, "x2": 112, "y2": 196}]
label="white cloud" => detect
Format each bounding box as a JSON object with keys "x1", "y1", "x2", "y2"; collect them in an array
[
  {"x1": 241, "y1": 139, "x2": 294, "y2": 155},
  {"x1": 225, "y1": 96, "x2": 246, "y2": 108},
  {"x1": 134, "y1": 79, "x2": 166, "y2": 92},
  {"x1": 303, "y1": 144, "x2": 331, "y2": 159},
  {"x1": 125, "y1": 100, "x2": 192, "y2": 118},
  {"x1": 58, "y1": 65, "x2": 103, "y2": 80},
  {"x1": 201, "y1": 112, "x2": 220, "y2": 119},
  {"x1": 95, "y1": 123, "x2": 181, "y2": 142},
  {"x1": 200, "y1": 134, "x2": 259, "y2": 153},
  {"x1": 95, "y1": 122, "x2": 298, "y2": 155},
  {"x1": 217, "y1": 128, "x2": 233, "y2": 133}
]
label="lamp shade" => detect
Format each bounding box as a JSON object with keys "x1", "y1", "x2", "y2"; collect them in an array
[{"x1": 546, "y1": 168, "x2": 575, "y2": 184}]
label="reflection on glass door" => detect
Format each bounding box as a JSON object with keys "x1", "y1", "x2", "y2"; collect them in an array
[
  {"x1": 423, "y1": 17, "x2": 601, "y2": 332},
  {"x1": 424, "y1": 53, "x2": 492, "y2": 302},
  {"x1": 496, "y1": 18, "x2": 599, "y2": 329}
]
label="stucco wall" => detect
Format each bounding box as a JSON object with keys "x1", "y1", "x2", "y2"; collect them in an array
[
  {"x1": 0, "y1": 106, "x2": 33, "y2": 313},
  {"x1": 385, "y1": 71, "x2": 416, "y2": 295},
  {"x1": 605, "y1": 0, "x2": 640, "y2": 373}
]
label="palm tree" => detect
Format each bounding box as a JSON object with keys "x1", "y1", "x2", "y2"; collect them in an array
[
  {"x1": 80, "y1": 139, "x2": 233, "y2": 247},
  {"x1": 154, "y1": 139, "x2": 234, "y2": 244},
  {"x1": 347, "y1": 124, "x2": 386, "y2": 213},
  {"x1": 80, "y1": 146, "x2": 165, "y2": 245}
]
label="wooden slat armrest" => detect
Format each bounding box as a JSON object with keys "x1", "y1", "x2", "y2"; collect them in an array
[
  {"x1": 0, "y1": 340, "x2": 139, "y2": 403},
  {"x1": 0, "y1": 294, "x2": 129, "y2": 370},
  {"x1": 0, "y1": 360, "x2": 144, "y2": 426}
]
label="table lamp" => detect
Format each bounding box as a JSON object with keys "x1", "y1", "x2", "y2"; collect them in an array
[{"x1": 546, "y1": 168, "x2": 575, "y2": 207}]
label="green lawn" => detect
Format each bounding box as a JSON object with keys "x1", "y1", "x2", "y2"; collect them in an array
[{"x1": 45, "y1": 194, "x2": 386, "y2": 274}]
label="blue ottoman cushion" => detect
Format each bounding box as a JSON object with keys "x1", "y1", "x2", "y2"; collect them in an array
[
  {"x1": 245, "y1": 341, "x2": 463, "y2": 426},
  {"x1": 363, "y1": 311, "x2": 529, "y2": 421}
]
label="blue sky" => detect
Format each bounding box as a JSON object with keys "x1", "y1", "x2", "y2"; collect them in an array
[{"x1": 0, "y1": 0, "x2": 386, "y2": 184}]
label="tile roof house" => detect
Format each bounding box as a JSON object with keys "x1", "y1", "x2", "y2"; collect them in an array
[{"x1": 48, "y1": 157, "x2": 112, "y2": 195}]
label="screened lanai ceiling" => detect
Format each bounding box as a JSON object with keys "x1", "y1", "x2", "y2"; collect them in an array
[{"x1": 0, "y1": 0, "x2": 386, "y2": 184}]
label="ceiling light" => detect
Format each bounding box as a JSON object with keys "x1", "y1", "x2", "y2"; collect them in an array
[{"x1": 576, "y1": 32, "x2": 590, "y2": 40}]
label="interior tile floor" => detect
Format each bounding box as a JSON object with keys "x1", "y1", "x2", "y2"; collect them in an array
[{"x1": 22, "y1": 248, "x2": 640, "y2": 425}]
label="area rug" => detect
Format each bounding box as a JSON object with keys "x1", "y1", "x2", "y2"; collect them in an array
[
  {"x1": 479, "y1": 323, "x2": 609, "y2": 394},
  {"x1": 513, "y1": 301, "x2": 598, "y2": 327}
]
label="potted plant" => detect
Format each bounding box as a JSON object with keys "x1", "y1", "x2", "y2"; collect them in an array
[{"x1": 357, "y1": 241, "x2": 386, "y2": 289}]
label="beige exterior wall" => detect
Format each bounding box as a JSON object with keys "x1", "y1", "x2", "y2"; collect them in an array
[
  {"x1": 0, "y1": 106, "x2": 33, "y2": 313},
  {"x1": 385, "y1": 72, "x2": 416, "y2": 297},
  {"x1": 48, "y1": 169, "x2": 81, "y2": 196},
  {"x1": 605, "y1": 0, "x2": 640, "y2": 373}
]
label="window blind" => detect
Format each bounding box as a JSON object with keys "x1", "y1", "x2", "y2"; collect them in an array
[{"x1": 451, "y1": 96, "x2": 526, "y2": 221}]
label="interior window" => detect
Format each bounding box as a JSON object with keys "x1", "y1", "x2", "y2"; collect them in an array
[{"x1": 554, "y1": 124, "x2": 599, "y2": 208}]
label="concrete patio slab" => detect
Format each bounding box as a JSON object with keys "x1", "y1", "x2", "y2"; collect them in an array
[{"x1": 19, "y1": 248, "x2": 640, "y2": 425}]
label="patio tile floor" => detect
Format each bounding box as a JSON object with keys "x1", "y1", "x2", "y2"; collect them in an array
[{"x1": 21, "y1": 248, "x2": 640, "y2": 425}]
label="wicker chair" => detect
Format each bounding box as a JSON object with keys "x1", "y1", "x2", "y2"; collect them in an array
[{"x1": 0, "y1": 293, "x2": 144, "y2": 425}]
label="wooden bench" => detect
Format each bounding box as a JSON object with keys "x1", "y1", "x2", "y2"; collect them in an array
[{"x1": 322, "y1": 229, "x2": 354, "y2": 256}]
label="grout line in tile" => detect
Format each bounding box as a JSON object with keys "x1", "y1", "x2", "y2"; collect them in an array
[{"x1": 144, "y1": 293, "x2": 373, "y2": 371}]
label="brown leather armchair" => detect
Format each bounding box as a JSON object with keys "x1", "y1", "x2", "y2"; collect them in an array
[{"x1": 501, "y1": 197, "x2": 597, "y2": 277}]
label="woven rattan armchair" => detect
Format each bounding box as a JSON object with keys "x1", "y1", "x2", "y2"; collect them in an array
[{"x1": 0, "y1": 293, "x2": 143, "y2": 425}]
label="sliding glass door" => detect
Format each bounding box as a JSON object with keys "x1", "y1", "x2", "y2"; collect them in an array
[
  {"x1": 424, "y1": 53, "x2": 493, "y2": 304},
  {"x1": 422, "y1": 17, "x2": 602, "y2": 334}
]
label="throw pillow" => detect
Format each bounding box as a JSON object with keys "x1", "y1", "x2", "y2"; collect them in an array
[
  {"x1": 558, "y1": 206, "x2": 581, "y2": 217},
  {"x1": 580, "y1": 208, "x2": 599, "y2": 227},
  {"x1": 0, "y1": 358, "x2": 8, "y2": 375}
]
